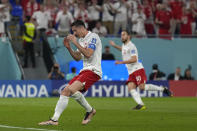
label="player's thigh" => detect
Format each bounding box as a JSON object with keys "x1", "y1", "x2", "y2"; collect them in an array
[
  {"x1": 67, "y1": 80, "x2": 84, "y2": 94},
  {"x1": 61, "y1": 81, "x2": 83, "y2": 96},
  {"x1": 127, "y1": 82, "x2": 137, "y2": 91}
]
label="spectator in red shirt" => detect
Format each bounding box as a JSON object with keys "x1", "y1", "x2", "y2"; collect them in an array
[
  {"x1": 168, "y1": 0, "x2": 184, "y2": 35},
  {"x1": 155, "y1": 3, "x2": 173, "y2": 40},
  {"x1": 45, "y1": 0, "x2": 58, "y2": 26},
  {"x1": 143, "y1": 0, "x2": 155, "y2": 36},
  {"x1": 147, "y1": 0, "x2": 158, "y2": 14},
  {"x1": 169, "y1": 0, "x2": 183, "y2": 20},
  {"x1": 154, "y1": 3, "x2": 162, "y2": 35},
  {"x1": 24, "y1": 0, "x2": 40, "y2": 16},
  {"x1": 189, "y1": 2, "x2": 197, "y2": 35},
  {"x1": 74, "y1": 2, "x2": 89, "y2": 28},
  {"x1": 180, "y1": 7, "x2": 193, "y2": 37},
  {"x1": 21, "y1": 0, "x2": 29, "y2": 10}
]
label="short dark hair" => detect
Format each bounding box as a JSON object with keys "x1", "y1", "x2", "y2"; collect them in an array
[
  {"x1": 122, "y1": 29, "x2": 131, "y2": 36},
  {"x1": 26, "y1": 16, "x2": 31, "y2": 21},
  {"x1": 71, "y1": 20, "x2": 86, "y2": 28}
]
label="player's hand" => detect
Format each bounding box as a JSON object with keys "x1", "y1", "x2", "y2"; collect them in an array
[
  {"x1": 109, "y1": 40, "x2": 116, "y2": 47},
  {"x1": 63, "y1": 37, "x2": 70, "y2": 49},
  {"x1": 115, "y1": 61, "x2": 123, "y2": 64},
  {"x1": 67, "y1": 34, "x2": 77, "y2": 44}
]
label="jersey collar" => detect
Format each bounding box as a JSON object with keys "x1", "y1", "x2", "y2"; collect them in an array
[
  {"x1": 81, "y1": 31, "x2": 91, "y2": 42},
  {"x1": 84, "y1": 31, "x2": 91, "y2": 39}
]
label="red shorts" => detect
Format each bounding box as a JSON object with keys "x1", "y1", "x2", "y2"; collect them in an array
[
  {"x1": 126, "y1": 69, "x2": 147, "y2": 86},
  {"x1": 68, "y1": 70, "x2": 100, "y2": 92}
]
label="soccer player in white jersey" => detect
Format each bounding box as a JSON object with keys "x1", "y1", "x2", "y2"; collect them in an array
[
  {"x1": 109, "y1": 30, "x2": 172, "y2": 110},
  {"x1": 39, "y1": 20, "x2": 102, "y2": 125}
]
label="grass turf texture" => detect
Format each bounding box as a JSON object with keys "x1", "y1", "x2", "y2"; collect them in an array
[{"x1": 0, "y1": 97, "x2": 197, "y2": 131}]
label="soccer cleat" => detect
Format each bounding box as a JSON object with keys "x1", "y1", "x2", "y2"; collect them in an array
[
  {"x1": 163, "y1": 87, "x2": 173, "y2": 97},
  {"x1": 38, "y1": 119, "x2": 58, "y2": 125},
  {"x1": 132, "y1": 104, "x2": 146, "y2": 110},
  {"x1": 82, "y1": 108, "x2": 96, "y2": 125}
]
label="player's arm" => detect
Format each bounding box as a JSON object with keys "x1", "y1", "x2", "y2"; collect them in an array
[
  {"x1": 116, "y1": 48, "x2": 137, "y2": 64},
  {"x1": 67, "y1": 35, "x2": 94, "y2": 59},
  {"x1": 115, "y1": 55, "x2": 137, "y2": 64},
  {"x1": 109, "y1": 40, "x2": 122, "y2": 51},
  {"x1": 63, "y1": 37, "x2": 82, "y2": 61}
]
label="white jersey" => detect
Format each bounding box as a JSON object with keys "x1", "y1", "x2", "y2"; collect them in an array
[
  {"x1": 32, "y1": 11, "x2": 51, "y2": 29},
  {"x1": 78, "y1": 31, "x2": 102, "y2": 77},
  {"x1": 122, "y1": 41, "x2": 144, "y2": 75}
]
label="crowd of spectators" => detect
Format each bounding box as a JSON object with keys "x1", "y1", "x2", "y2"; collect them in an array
[
  {"x1": 0, "y1": 0, "x2": 197, "y2": 38},
  {"x1": 149, "y1": 64, "x2": 195, "y2": 80},
  {"x1": 48, "y1": 64, "x2": 77, "y2": 81}
]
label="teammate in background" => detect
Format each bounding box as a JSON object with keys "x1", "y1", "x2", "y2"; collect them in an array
[
  {"x1": 109, "y1": 30, "x2": 172, "y2": 110},
  {"x1": 39, "y1": 20, "x2": 102, "y2": 125}
]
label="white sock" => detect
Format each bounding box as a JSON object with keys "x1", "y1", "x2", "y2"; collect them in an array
[
  {"x1": 72, "y1": 91, "x2": 92, "y2": 112},
  {"x1": 130, "y1": 89, "x2": 144, "y2": 105},
  {"x1": 145, "y1": 84, "x2": 164, "y2": 91},
  {"x1": 51, "y1": 95, "x2": 69, "y2": 121}
]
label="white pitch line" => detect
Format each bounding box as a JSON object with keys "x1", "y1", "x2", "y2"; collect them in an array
[{"x1": 0, "y1": 124, "x2": 59, "y2": 131}]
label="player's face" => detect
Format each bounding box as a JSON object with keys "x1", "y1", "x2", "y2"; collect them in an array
[
  {"x1": 121, "y1": 31, "x2": 129, "y2": 43},
  {"x1": 72, "y1": 26, "x2": 83, "y2": 38}
]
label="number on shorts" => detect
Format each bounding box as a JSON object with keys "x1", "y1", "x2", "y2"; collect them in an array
[{"x1": 136, "y1": 76, "x2": 141, "y2": 82}]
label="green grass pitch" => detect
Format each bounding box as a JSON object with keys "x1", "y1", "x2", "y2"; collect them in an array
[{"x1": 0, "y1": 97, "x2": 197, "y2": 131}]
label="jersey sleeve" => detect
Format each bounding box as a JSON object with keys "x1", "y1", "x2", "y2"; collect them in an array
[
  {"x1": 87, "y1": 35, "x2": 98, "y2": 51},
  {"x1": 130, "y1": 44, "x2": 137, "y2": 57}
]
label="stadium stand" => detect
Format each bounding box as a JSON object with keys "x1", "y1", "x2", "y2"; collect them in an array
[
  {"x1": 0, "y1": 38, "x2": 23, "y2": 80},
  {"x1": 0, "y1": 0, "x2": 196, "y2": 80}
]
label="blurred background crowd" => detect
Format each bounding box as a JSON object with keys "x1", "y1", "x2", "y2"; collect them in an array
[
  {"x1": 0, "y1": 0, "x2": 197, "y2": 38},
  {"x1": 0, "y1": 0, "x2": 196, "y2": 81}
]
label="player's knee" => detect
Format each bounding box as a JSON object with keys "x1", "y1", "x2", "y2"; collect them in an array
[
  {"x1": 128, "y1": 86, "x2": 135, "y2": 91},
  {"x1": 72, "y1": 91, "x2": 82, "y2": 100},
  {"x1": 61, "y1": 86, "x2": 72, "y2": 96}
]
